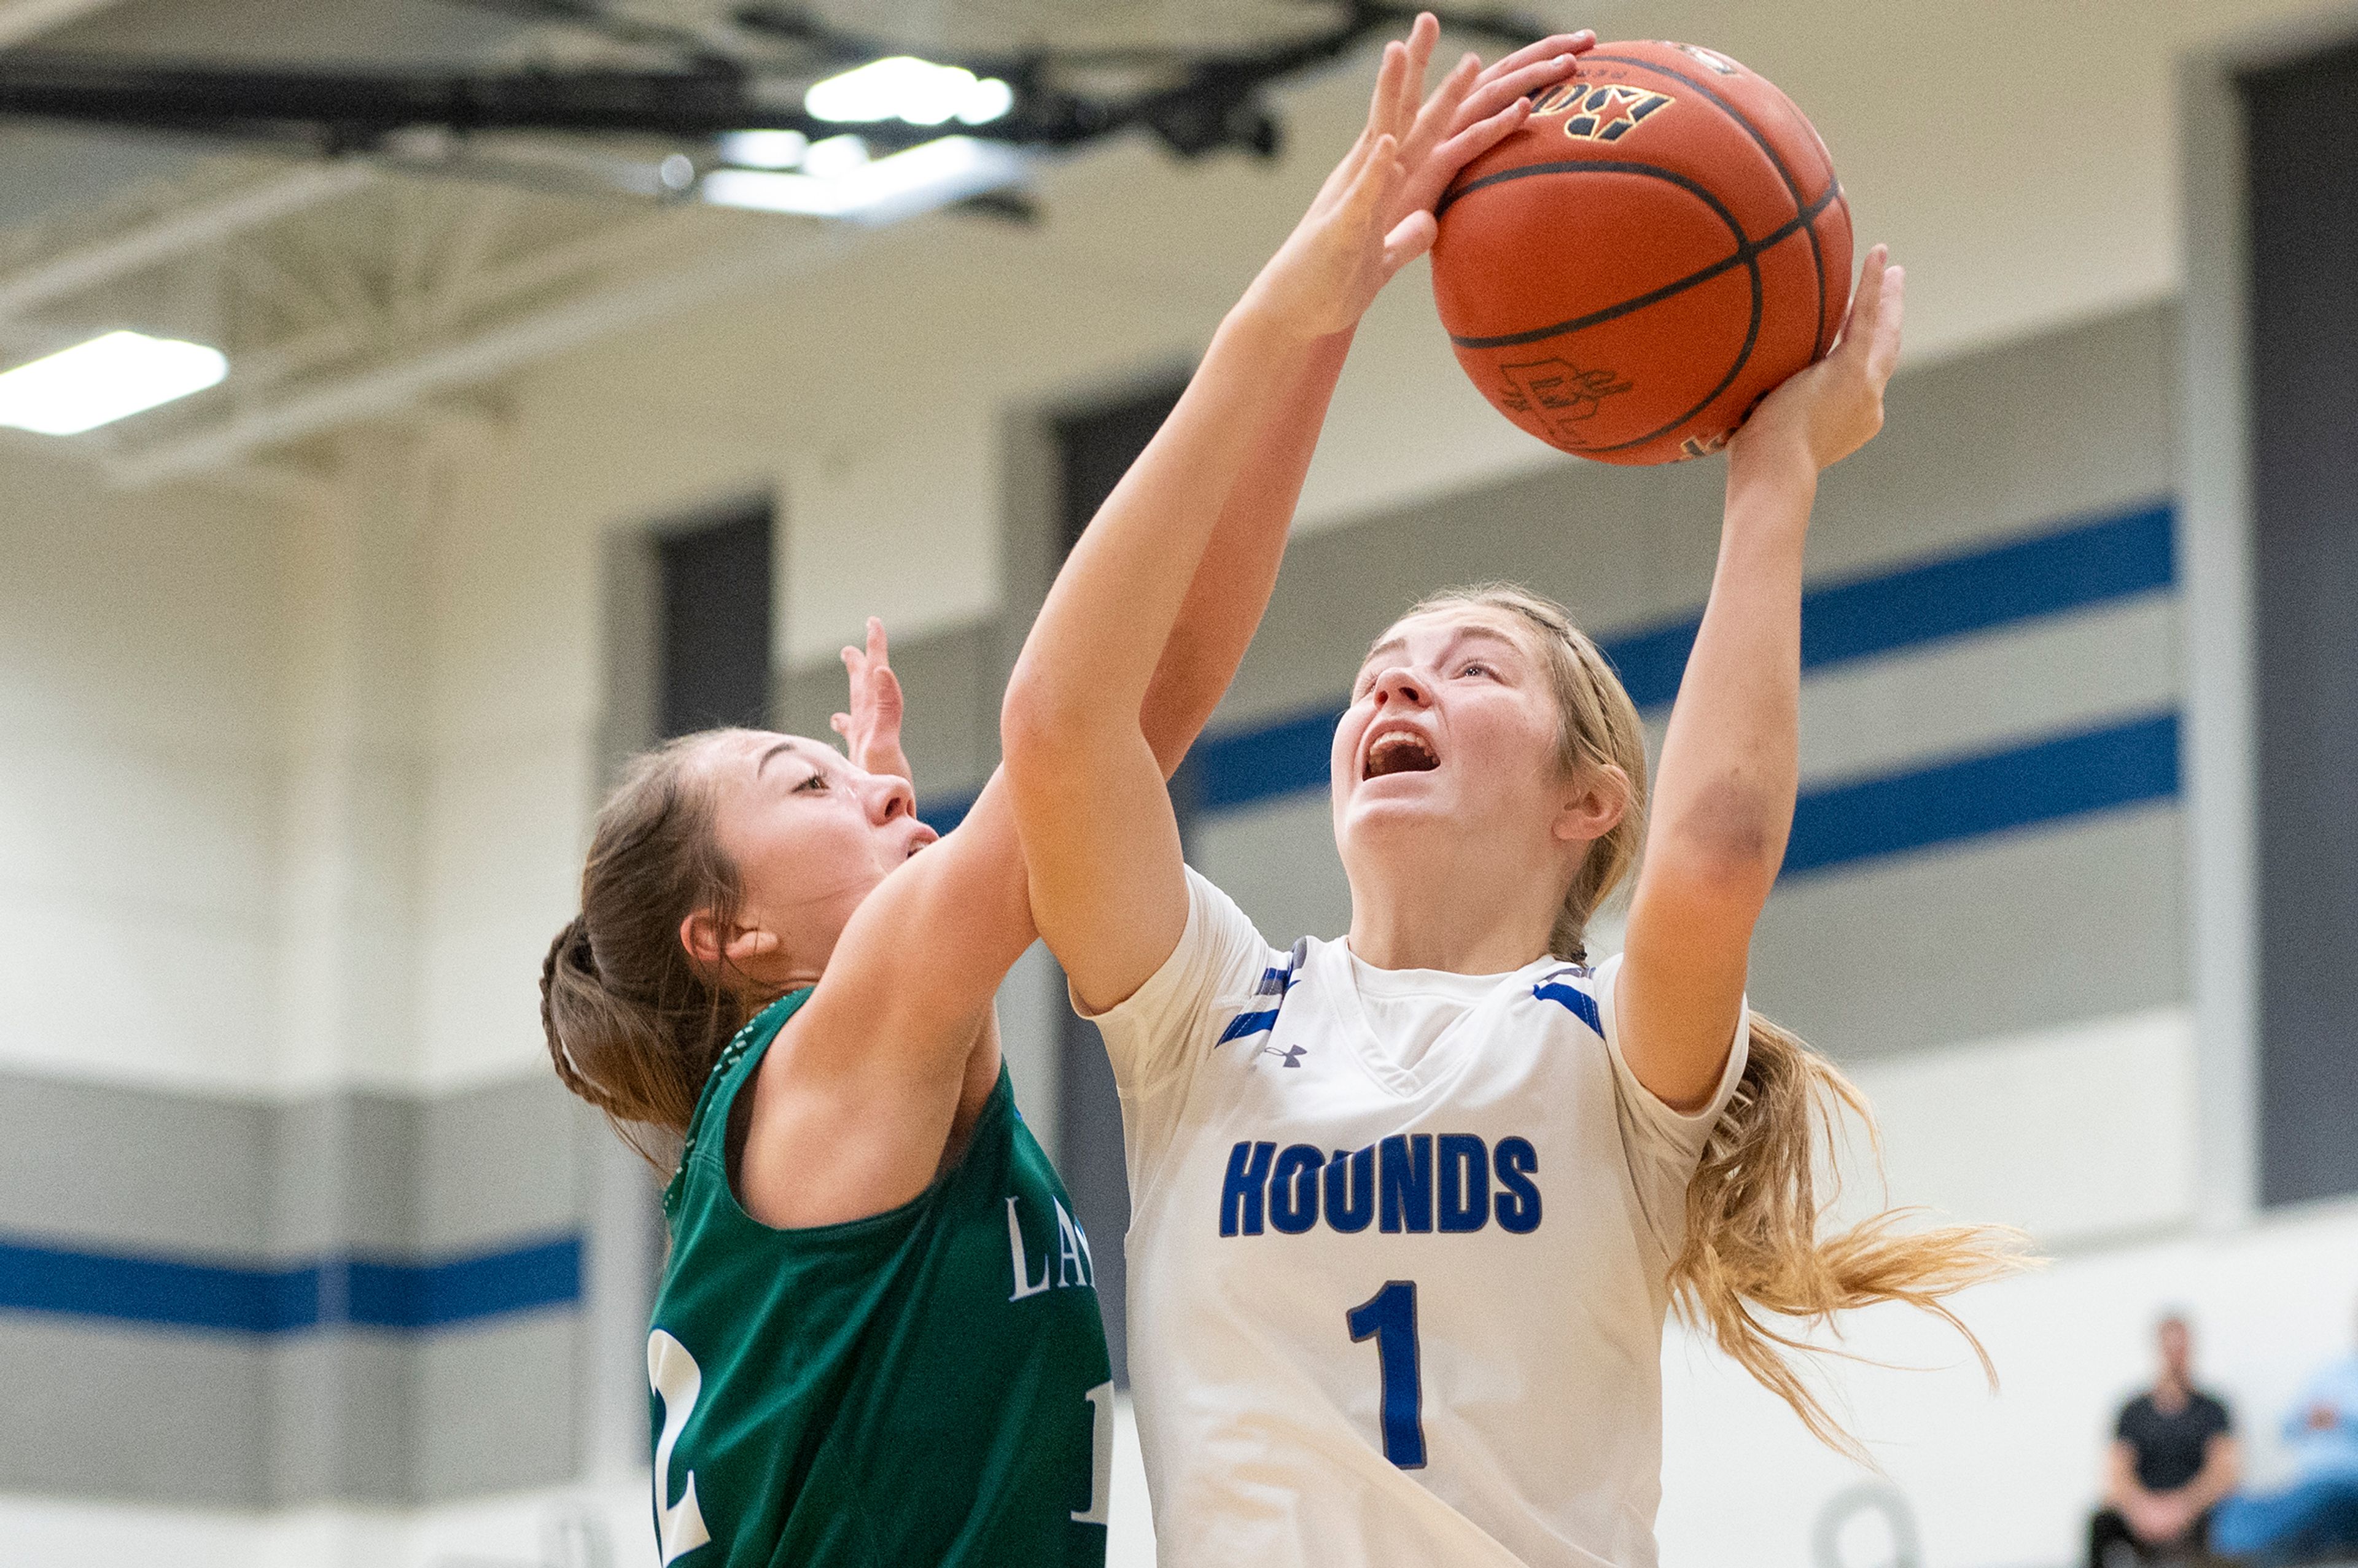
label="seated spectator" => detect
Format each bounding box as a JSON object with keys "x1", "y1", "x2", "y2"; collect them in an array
[
  {"x1": 2214, "y1": 1302, "x2": 2358, "y2": 1564},
  {"x1": 2091, "y1": 1313, "x2": 2239, "y2": 1568}
]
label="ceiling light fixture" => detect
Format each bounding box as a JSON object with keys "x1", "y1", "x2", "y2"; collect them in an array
[
  {"x1": 0, "y1": 330, "x2": 227, "y2": 435},
  {"x1": 800, "y1": 133, "x2": 869, "y2": 180},
  {"x1": 718, "y1": 128, "x2": 808, "y2": 169},
  {"x1": 804, "y1": 56, "x2": 1016, "y2": 128},
  {"x1": 701, "y1": 135, "x2": 1024, "y2": 225}
]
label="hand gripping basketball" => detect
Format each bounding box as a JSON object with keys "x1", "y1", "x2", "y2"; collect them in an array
[
  {"x1": 1241, "y1": 15, "x2": 1594, "y2": 340},
  {"x1": 1732, "y1": 246, "x2": 1904, "y2": 474},
  {"x1": 1431, "y1": 39, "x2": 1854, "y2": 464}
]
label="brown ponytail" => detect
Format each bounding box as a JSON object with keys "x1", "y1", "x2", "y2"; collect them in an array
[
  {"x1": 1404, "y1": 584, "x2": 2029, "y2": 1456},
  {"x1": 540, "y1": 730, "x2": 761, "y2": 1168}
]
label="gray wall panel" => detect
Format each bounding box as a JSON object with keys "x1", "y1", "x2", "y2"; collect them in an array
[
  {"x1": 0, "y1": 1316, "x2": 267, "y2": 1507},
  {"x1": 267, "y1": 1332, "x2": 412, "y2": 1507},
  {"x1": 416, "y1": 1076, "x2": 583, "y2": 1255},
  {"x1": 1785, "y1": 597, "x2": 2179, "y2": 786},
  {"x1": 1213, "y1": 304, "x2": 2174, "y2": 739},
  {"x1": 0, "y1": 1076, "x2": 268, "y2": 1256},
  {"x1": 774, "y1": 619, "x2": 1000, "y2": 797},
  {"x1": 1798, "y1": 303, "x2": 2177, "y2": 581},
  {"x1": 267, "y1": 1094, "x2": 419, "y2": 1260},
  {"x1": 410, "y1": 1314, "x2": 581, "y2": 1502},
  {"x1": 0, "y1": 1068, "x2": 589, "y2": 1509},
  {"x1": 1218, "y1": 458, "x2": 1719, "y2": 732},
  {"x1": 1194, "y1": 793, "x2": 1349, "y2": 949},
  {"x1": 1749, "y1": 805, "x2": 2187, "y2": 1061}
]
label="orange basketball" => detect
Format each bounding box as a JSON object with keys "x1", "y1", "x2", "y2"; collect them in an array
[{"x1": 1431, "y1": 41, "x2": 1851, "y2": 465}]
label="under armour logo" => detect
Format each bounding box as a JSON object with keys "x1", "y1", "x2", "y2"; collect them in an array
[{"x1": 1258, "y1": 1042, "x2": 1306, "y2": 1069}]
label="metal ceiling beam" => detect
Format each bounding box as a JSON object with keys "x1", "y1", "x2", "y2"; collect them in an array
[
  {"x1": 0, "y1": 0, "x2": 126, "y2": 50},
  {"x1": 108, "y1": 224, "x2": 859, "y2": 487},
  {"x1": 0, "y1": 161, "x2": 373, "y2": 322}
]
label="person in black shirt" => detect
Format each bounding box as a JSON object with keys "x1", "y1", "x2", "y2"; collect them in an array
[{"x1": 2091, "y1": 1314, "x2": 2239, "y2": 1567}]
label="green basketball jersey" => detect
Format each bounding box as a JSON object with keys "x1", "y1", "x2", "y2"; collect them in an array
[{"x1": 647, "y1": 988, "x2": 1113, "y2": 1568}]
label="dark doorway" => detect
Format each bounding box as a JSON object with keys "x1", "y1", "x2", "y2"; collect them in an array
[
  {"x1": 658, "y1": 505, "x2": 774, "y2": 740},
  {"x1": 1051, "y1": 377, "x2": 1188, "y2": 1383},
  {"x1": 2243, "y1": 42, "x2": 2358, "y2": 1205}
]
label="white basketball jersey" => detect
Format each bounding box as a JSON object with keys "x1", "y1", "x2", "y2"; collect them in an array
[{"x1": 1088, "y1": 870, "x2": 1747, "y2": 1568}]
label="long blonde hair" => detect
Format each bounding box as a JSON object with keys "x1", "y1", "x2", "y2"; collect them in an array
[{"x1": 1406, "y1": 584, "x2": 2027, "y2": 1459}]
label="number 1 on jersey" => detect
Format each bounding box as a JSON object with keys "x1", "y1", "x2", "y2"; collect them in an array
[{"x1": 1347, "y1": 1280, "x2": 1426, "y2": 1469}]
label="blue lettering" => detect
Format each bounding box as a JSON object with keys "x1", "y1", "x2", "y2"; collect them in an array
[
  {"x1": 1220, "y1": 1141, "x2": 1275, "y2": 1236},
  {"x1": 1493, "y1": 1137, "x2": 1543, "y2": 1233},
  {"x1": 1325, "y1": 1146, "x2": 1375, "y2": 1233},
  {"x1": 1379, "y1": 1134, "x2": 1433, "y2": 1234},
  {"x1": 1437, "y1": 1134, "x2": 1490, "y2": 1233},
  {"x1": 1268, "y1": 1145, "x2": 1324, "y2": 1235}
]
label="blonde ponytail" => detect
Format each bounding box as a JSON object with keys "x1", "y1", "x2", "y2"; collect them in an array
[
  {"x1": 1670, "y1": 1015, "x2": 2029, "y2": 1461},
  {"x1": 1403, "y1": 583, "x2": 2031, "y2": 1456}
]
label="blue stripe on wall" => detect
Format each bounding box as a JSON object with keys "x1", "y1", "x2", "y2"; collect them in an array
[
  {"x1": 0, "y1": 1232, "x2": 582, "y2": 1337},
  {"x1": 1197, "y1": 708, "x2": 1339, "y2": 813},
  {"x1": 1605, "y1": 500, "x2": 2174, "y2": 709},
  {"x1": 1181, "y1": 502, "x2": 2176, "y2": 816},
  {"x1": 1781, "y1": 712, "x2": 2180, "y2": 879},
  {"x1": 924, "y1": 785, "x2": 978, "y2": 836}
]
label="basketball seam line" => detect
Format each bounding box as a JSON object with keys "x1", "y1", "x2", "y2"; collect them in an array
[
  {"x1": 1438, "y1": 154, "x2": 1746, "y2": 237},
  {"x1": 1442, "y1": 177, "x2": 1841, "y2": 352},
  {"x1": 1584, "y1": 50, "x2": 1834, "y2": 354},
  {"x1": 1579, "y1": 247, "x2": 1762, "y2": 457}
]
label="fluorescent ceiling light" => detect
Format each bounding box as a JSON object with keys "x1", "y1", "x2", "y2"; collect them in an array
[
  {"x1": 719, "y1": 128, "x2": 809, "y2": 169},
  {"x1": 0, "y1": 330, "x2": 227, "y2": 436},
  {"x1": 804, "y1": 56, "x2": 1015, "y2": 126},
  {"x1": 801, "y1": 133, "x2": 869, "y2": 180},
  {"x1": 701, "y1": 136, "x2": 1025, "y2": 225}
]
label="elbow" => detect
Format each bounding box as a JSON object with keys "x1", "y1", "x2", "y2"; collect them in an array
[
  {"x1": 1653, "y1": 778, "x2": 1788, "y2": 899},
  {"x1": 1000, "y1": 653, "x2": 1099, "y2": 780}
]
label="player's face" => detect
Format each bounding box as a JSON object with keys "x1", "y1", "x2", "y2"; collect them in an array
[
  {"x1": 1331, "y1": 605, "x2": 1577, "y2": 877},
  {"x1": 703, "y1": 731, "x2": 936, "y2": 982}
]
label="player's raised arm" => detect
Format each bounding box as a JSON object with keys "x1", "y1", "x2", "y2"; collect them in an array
[
  {"x1": 1004, "y1": 18, "x2": 1587, "y2": 1015},
  {"x1": 1616, "y1": 248, "x2": 1904, "y2": 1109}
]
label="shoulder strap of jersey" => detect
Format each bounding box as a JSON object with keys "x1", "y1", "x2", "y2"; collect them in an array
[{"x1": 663, "y1": 986, "x2": 814, "y2": 1217}]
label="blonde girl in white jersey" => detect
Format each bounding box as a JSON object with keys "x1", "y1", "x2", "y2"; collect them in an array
[{"x1": 1002, "y1": 18, "x2": 2022, "y2": 1566}]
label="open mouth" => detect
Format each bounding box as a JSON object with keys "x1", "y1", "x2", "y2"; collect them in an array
[{"x1": 1363, "y1": 729, "x2": 1440, "y2": 780}]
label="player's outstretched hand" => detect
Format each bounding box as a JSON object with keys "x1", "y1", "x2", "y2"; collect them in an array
[
  {"x1": 1387, "y1": 24, "x2": 1597, "y2": 230},
  {"x1": 830, "y1": 616, "x2": 912, "y2": 783},
  {"x1": 1240, "y1": 15, "x2": 1591, "y2": 340},
  {"x1": 1733, "y1": 246, "x2": 1905, "y2": 472}
]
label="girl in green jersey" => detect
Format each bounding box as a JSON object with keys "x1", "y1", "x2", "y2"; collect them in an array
[{"x1": 537, "y1": 23, "x2": 1589, "y2": 1565}]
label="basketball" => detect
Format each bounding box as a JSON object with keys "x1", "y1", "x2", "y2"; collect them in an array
[{"x1": 1431, "y1": 41, "x2": 1852, "y2": 465}]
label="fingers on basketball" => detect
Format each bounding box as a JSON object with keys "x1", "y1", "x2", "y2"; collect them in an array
[
  {"x1": 1484, "y1": 29, "x2": 1597, "y2": 85},
  {"x1": 1412, "y1": 53, "x2": 1482, "y2": 157},
  {"x1": 1384, "y1": 210, "x2": 1440, "y2": 273},
  {"x1": 1829, "y1": 248, "x2": 1887, "y2": 363},
  {"x1": 1438, "y1": 90, "x2": 1531, "y2": 172},
  {"x1": 1460, "y1": 52, "x2": 1578, "y2": 132}
]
